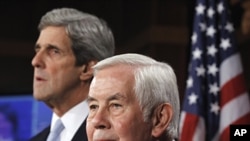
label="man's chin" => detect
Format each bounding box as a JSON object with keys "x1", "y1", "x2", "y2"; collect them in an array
[{"x1": 33, "y1": 92, "x2": 50, "y2": 101}]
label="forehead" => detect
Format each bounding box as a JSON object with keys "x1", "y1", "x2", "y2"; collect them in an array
[
  {"x1": 89, "y1": 65, "x2": 135, "y2": 99},
  {"x1": 37, "y1": 26, "x2": 72, "y2": 51}
]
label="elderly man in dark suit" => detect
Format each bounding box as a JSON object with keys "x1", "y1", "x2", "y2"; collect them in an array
[{"x1": 86, "y1": 54, "x2": 180, "y2": 141}]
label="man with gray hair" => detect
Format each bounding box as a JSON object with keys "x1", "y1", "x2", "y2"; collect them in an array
[
  {"x1": 86, "y1": 53, "x2": 180, "y2": 141},
  {"x1": 30, "y1": 7, "x2": 115, "y2": 141}
]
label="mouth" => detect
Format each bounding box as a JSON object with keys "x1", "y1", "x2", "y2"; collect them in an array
[
  {"x1": 92, "y1": 130, "x2": 118, "y2": 141},
  {"x1": 94, "y1": 139, "x2": 116, "y2": 141},
  {"x1": 93, "y1": 136, "x2": 117, "y2": 141},
  {"x1": 93, "y1": 137, "x2": 118, "y2": 141},
  {"x1": 35, "y1": 76, "x2": 46, "y2": 81}
]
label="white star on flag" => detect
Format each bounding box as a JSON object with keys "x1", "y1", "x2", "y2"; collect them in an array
[
  {"x1": 196, "y1": 65, "x2": 206, "y2": 77},
  {"x1": 210, "y1": 102, "x2": 220, "y2": 115},
  {"x1": 188, "y1": 93, "x2": 198, "y2": 105},
  {"x1": 208, "y1": 63, "x2": 218, "y2": 76},
  {"x1": 207, "y1": 7, "x2": 215, "y2": 18},
  {"x1": 220, "y1": 38, "x2": 231, "y2": 50},
  {"x1": 225, "y1": 22, "x2": 234, "y2": 32},
  {"x1": 193, "y1": 48, "x2": 202, "y2": 60},
  {"x1": 207, "y1": 44, "x2": 218, "y2": 56},
  {"x1": 186, "y1": 77, "x2": 193, "y2": 88},
  {"x1": 217, "y1": 2, "x2": 224, "y2": 14},
  {"x1": 191, "y1": 32, "x2": 198, "y2": 44},
  {"x1": 199, "y1": 23, "x2": 206, "y2": 31},
  {"x1": 206, "y1": 25, "x2": 216, "y2": 37},
  {"x1": 196, "y1": 3, "x2": 206, "y2": 15},
  {"x1": 209, "y1": 82, "x2": 219, "y2": 96}
]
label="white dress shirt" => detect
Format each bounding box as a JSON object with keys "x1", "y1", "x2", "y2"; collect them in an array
[{"x1": 50, "y1": 100, "x2": 89, "y2": 141}]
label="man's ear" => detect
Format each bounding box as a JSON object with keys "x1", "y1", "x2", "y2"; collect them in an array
[
  {"x1": 151, "y1": 103, "x2": 173, "y2": 137},
  {"x1": 80, "y1": 60, "x2": 97, "y2": 81}
]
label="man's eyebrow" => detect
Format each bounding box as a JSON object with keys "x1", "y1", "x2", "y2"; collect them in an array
[
  {"x1": 86, "y1": 96, "x2": 96, "y2": 103},
  {"x1": 34, "y1": 43, "x2": 60, "y2": 50},
  {"x1": 34, "y1": 44, "x2": 40, "y2": 50},
  {"x1": 107, "y1": 93, "x2": 127, "y2": 101},
  {"x1": 86, "y1": 93, "x2": 127, "y2": 103}
]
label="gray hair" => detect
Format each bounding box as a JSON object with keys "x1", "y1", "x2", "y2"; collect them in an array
[
  {"x1": 93, "y1": 53, "x2": 180, "y2": 140},
  {"x1": 38, "y1": 7, "x2": 115, "y2": 65}
]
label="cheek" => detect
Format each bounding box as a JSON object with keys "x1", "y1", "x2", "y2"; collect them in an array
[
  {"x1": 46, "y1": 64, "x2": 61, "y2": 82},
  {"x1": 86, "y1": 121, "x2": 94, "y2": 140},
  {"x1": 52, "y1": 65, "x2": 79, "y2": 84},
  {"x1": 48, "y1": 58, "x2": 75, "y2": 76},
  {"x1": 112, "y1": 112, "x2": 146, "y2": 138},
  {"x1": 117, "y1": 119, "x2": 152, "y2": 141}
]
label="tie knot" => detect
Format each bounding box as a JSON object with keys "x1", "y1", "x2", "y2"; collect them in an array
[
  {"x1": 47, "y1": 119, "x2": 64, "y2": 141},
  {"x1": 52, "y1": 119, "x2": 64, "y2": 133}
]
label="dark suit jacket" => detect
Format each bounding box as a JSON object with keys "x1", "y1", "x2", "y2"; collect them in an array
[{"x1": 29, "y1": 120, "x2": 87, "y2": 141}]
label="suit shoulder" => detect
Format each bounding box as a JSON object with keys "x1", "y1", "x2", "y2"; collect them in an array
[{"x1": 29, "y1": 126, "x2": 50, "y2": 141}]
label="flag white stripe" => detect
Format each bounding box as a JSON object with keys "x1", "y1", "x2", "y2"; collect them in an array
[
  {"x1": 220, "y1": 53, "x2": 243, "y2": 87},
  {"x1": 193, "y1": 117, "x2": 205, "y2": 141}
]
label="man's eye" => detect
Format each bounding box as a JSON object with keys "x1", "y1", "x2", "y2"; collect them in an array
[
  {"x1": 110, "y1": 103, "x2": 122, "y2": 109},
  {"x1": 89, "y1": 104, "x2": 98, "y2": 110},
  {"x1": 47, "y1": 46, "x2": 61, "y2": 56},
  {"x1": 109, "y1": 103, "x2": 124, "y2": 115},
  {"x1": 50, "y1": 48, "x2": 60, "y2": 54},
  {"x1": 34, "y1": 48, "x2": 39, "y2": 53}
]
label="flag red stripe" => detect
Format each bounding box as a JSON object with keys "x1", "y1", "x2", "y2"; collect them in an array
[
  {"x1": 180, "y1": 113, "x2": 199, "y2": 141},
  {"x1": 220, "y1": 73, "x2": 247, "y2": 107},
  {"x1": 219, "y1": 125, "x2": 229, "y2": 141}
]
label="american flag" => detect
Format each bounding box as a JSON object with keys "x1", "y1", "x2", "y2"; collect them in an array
[{"x1": 179, "y1": 0, "x2": 250, "y2": 141}]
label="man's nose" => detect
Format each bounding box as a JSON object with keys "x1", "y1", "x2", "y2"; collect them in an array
[
  {"x1": 91, "y1": 108, "x2": 111, "y2": 129},
  {"x1": 31, "y1": 51, "x2": 45, "y2": 68}
]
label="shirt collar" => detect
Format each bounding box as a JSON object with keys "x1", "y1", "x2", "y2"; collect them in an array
[{"x1": 51, "y1": 100, "x2": 89, "y2": 139}]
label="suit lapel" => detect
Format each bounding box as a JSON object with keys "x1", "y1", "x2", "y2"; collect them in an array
[
  {"x1": 71, "y1": 119, "x2": 87, "y2": 141},
  {"x1": 29, "y1": 126, "x2": 50, "y2": 141}
]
